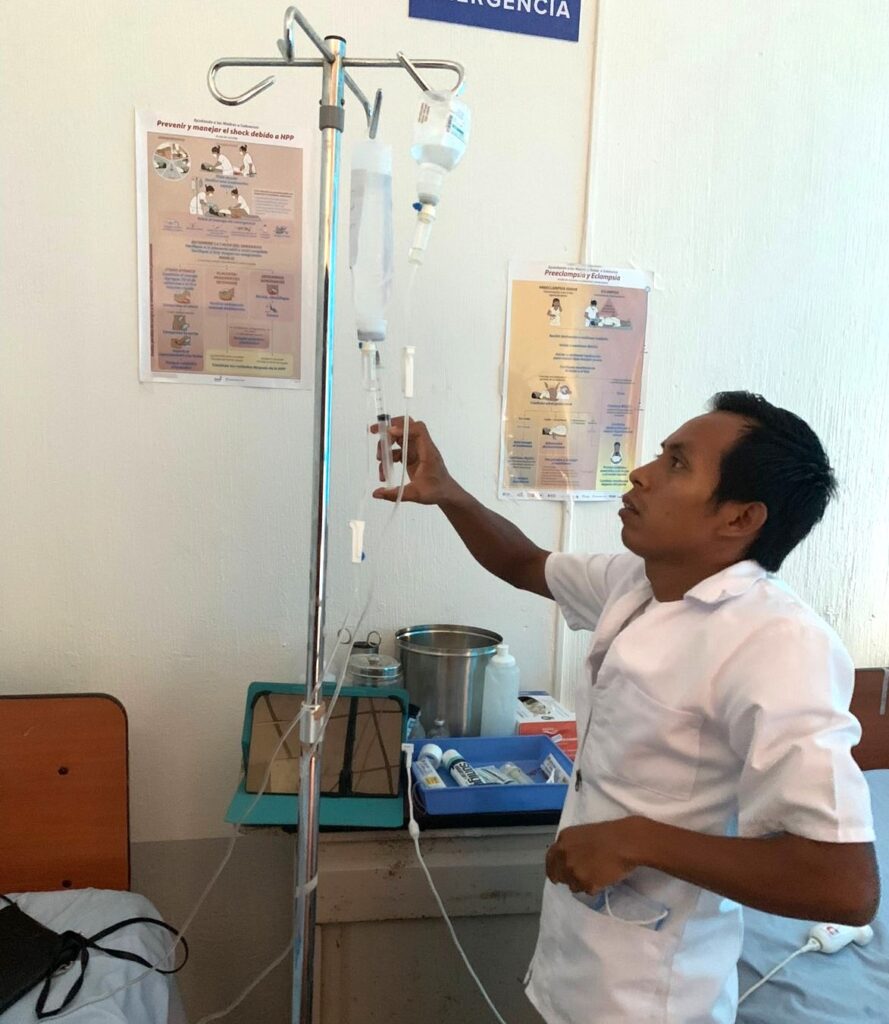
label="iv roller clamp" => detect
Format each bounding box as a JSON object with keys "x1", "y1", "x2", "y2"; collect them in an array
[{"x1": 207, "y1": 9, "x2": 464, "y2": 1024}]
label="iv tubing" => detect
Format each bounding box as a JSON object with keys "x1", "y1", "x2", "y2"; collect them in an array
[
  {"x1": 56, "y1": 181, "x2": 425, "y2": 1024},
  {"x1": 47, "y1": 456, "x2": 387, "y2": 1020},
  {"x1": 53, "y1": 528, "x2": 378, "y2": 1019},
  {"x1": 192, "y1": 196, "x2": 423, "y2": 1024}
]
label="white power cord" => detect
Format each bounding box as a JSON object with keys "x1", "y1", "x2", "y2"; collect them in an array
[
  {"x1": 403, "y1": 744, "x2": 512, "y2": 1024},
  {"x1": 738, "y1": 922, "x2": 874, "y2": 1005},
  {"x1": 737, "y1": 938, "x2": 820, "y2": 1005}
]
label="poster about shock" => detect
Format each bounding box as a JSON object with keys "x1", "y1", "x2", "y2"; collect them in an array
[
  {"x1": 136, "y1": 111, "x2": 311, "y2": 388},
  {"x1": 499, "y1": 262, "x2": 652, "y2": 501}
]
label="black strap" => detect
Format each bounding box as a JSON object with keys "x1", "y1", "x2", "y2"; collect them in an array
[
  {"x1": 33, "y1": 916, "x2": 189, "y2": 1019},
  {"x1": 0, "y1": 894, "x2": 14, "y2": 907}
]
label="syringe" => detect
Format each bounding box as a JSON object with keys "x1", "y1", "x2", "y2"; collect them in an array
[{"x1": 361, "y1": 341, "x2": 394, "y2": 486}]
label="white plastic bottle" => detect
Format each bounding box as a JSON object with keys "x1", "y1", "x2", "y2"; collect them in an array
[
  {"x1": 480, "y1": 643, "x2": 520, "y2": 737},
  {"x1": 350, "y1": 137, "x2": 394, "y2": 342},
  {"x1": 408, "y1": 90, "x2": 471, "y2": 264},
  {"x1": 410, "y1": 90, "x2": 471, "y2": 205},
  {"x1": 441, "y1": 749, "x2": 485, "y2": 787}
]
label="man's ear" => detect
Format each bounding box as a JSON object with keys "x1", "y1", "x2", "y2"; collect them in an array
[{"x1": 719, "y1": 501, "x2": 768, "y2": 544}]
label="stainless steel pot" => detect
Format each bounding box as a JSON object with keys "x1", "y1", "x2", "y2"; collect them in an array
[
  {"x1": 346, "y1": 653, "x2": 403, "y2": 687},
  {"x1": 394, "y1": 624, "x2": 502, "y2": 737}
]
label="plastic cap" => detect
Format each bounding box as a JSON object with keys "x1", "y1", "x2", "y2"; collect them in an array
[
  {"x1": 492, "y1": 643, "x2": 515, "y2": 666},
  {"x1": 418, "y1": 743, "x2": 443, "y2": 768},
  {"x1": 441, "y1": 749, "x2": 464, "y2": 770}
]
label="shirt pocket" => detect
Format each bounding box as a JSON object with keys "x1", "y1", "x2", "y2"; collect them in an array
[{"x1": 589, "y1": 677, "x2": 704, "y2": 800}]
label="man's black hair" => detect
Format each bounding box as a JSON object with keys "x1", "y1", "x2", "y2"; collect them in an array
[{"x1": 709, "y1": 391, "x2": 837, "y2": 571}]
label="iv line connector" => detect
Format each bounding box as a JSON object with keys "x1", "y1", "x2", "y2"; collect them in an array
[{"x1": 299, "y1": 703, "x2": 325, "y2": 745}]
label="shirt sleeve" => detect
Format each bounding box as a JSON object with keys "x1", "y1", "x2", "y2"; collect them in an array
[
  {"x1": 717, "y1": 617, "x2": 875, "y2": 843},
  {"x1": 544, "y1": 552, "x2": 640, "y2": 632}
]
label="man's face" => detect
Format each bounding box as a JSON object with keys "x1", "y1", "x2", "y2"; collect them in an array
[{"x1": 619, "y1": 412, "x2": 750, "y2": 562}]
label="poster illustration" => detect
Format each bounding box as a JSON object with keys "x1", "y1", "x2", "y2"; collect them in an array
[
  {"x1": 500, "y1": 261, "x2": 651, "y2": 500},
  {"x1": 136, "y1": 111, "x2": 312, "y2": 388}
]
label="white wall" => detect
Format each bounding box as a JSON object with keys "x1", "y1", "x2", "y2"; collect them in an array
[
  {"x1": 558, "y1": 0, "x2": 889, "y2": 703},
  {"x1": 0, "y1": 1, "x2": 596, "y2": 841}
]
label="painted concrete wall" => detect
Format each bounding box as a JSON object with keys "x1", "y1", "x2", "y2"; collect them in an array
[{"x1": 559, "y1": 0, "x2": 889, "y2": 705}]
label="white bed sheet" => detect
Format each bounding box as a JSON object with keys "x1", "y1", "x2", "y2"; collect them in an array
[
  {"x1": 738, "y1": 768, "x2": 889, "y2": 1023},
  {"x1": 0, "y1": 889, "x2": 187, "y2": 1024}
]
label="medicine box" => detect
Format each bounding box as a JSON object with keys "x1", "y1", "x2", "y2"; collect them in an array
[
  {"x1": 515, "y1": 691, "x2": 577, "y2": 760},
  {"x1": 410, "y1": 734, "x2": 572, "y2": 816}
]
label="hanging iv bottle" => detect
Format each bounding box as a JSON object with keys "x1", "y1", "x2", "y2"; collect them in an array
[
  {"x1": 409, "y1": 90, "x2": 471, "y2": 264},
  {"x1": 350, "y1": 137, "x2": 394, "y2": 342}
]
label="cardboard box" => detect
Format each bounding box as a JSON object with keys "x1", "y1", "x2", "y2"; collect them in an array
[{"x1": 516, "y1": 692, "x2": 577, "y2": 760}]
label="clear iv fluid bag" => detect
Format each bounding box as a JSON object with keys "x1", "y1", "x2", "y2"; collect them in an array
[
  {"x1": 411, "y1": 91, "x2": 471, "y2": 205},
  {"x1": 350, "y1": 138, "x2": 394, "y2": 342}
]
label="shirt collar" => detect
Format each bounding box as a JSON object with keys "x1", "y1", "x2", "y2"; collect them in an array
[{"x1": 682, "y1": 559, "x2": 767, "y2": 606}]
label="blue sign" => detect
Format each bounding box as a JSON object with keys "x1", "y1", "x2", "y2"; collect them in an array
[{"x1": 409, "y1": 0, "x2": 581, "y2": 43}]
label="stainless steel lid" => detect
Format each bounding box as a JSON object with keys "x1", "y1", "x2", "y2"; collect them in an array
[{"x1": 347, "y1": 653, "x2": 403, "y2": 682}]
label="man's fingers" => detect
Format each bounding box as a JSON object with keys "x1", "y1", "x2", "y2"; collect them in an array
[
  {"x1": 545, "y1": 843, "x2": 563, "y2": 884},
  {"x1": 373, "y1": 483, "x2": 418, "y2": 503}
]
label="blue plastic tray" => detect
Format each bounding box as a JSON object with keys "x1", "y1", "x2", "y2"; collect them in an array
[{"x1": 410, "y1": 734, "x2": 572, "y2": 816}]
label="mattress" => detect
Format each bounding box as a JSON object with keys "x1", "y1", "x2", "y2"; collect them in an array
[
  {"x1": 0, "y1": 888, "x2": 187, "y2": 1024},
  {"x1": 738, "y1": 769, "x2": 889, "y2": 1022}
]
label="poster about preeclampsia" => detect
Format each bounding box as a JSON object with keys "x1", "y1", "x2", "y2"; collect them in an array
[
  {"x1": 136, "y1": 111, "x2": 312, "y2": 388},
  {"x1": 500, "y1": 261, "x2": 652, "y2": 501}
]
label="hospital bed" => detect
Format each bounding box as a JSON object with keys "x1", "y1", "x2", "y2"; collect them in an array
[
  {"x1": 0, "y1": 694, "x2": 187, "y2": 1024},
  {"x1": 737, "y1": 667, "x2": 889, "y2": 1022}
]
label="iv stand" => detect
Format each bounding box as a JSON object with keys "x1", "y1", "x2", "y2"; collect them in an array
[{"x1": 208, "y1": 8, "x2": 464, "y2": 1023}]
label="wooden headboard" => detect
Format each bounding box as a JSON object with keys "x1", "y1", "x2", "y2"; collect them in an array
[
  {"x1": 0, "y1": 694, "x2": 130, "y2": 893},
  {"x1": 851, "y1": 668, "x2": 889, "y2": 771}
]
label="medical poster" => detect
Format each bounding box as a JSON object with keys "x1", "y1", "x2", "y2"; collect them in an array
[
  {"x1": 136, "y1": 111, "x2": 312, "y2": 388},
  {"x1": 500, "y1": 261, "x2": 652, "y2": 501}
]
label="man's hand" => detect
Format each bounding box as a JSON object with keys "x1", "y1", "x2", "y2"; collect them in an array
[
  {"x1": 371, "y1": 417, "x2": 458, "y2": 505},
  {"x1": 370, "y1": 415, "x2": 553, "y2": 596},
  {"x1": 546, "y1": 818, "x2": 642, "y2": 895},
  {"x1": 550, "y1": 816, "x2": 880, "y2": 925}
]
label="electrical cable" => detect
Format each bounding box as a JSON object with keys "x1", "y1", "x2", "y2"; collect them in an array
[
  {"x1": 737, "y1": 939, "x2": 819, "y2": 1005},
  {"x1": 404, "y1": 745, "x2": 511, "y2": 1024}
]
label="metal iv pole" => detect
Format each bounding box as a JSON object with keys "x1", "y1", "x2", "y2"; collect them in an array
[{"x1": 207, "y1": 9, "x2": 464, "y2": 1023}]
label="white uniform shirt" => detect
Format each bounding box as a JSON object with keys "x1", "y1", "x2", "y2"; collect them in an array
[
  {"x1": 525, "y1": 552, "x2": 874, "y2": 1024},
  {"x1": 217, "y1": 153, "x2": 234, "y2": 175},
  {"x1": 241, "y1": 152, "x2": 256, "y2": 175}
]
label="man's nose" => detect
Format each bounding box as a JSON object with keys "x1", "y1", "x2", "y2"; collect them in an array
[{"x1": 629, "y1": 460, "x2": 653, "y2": 489}]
